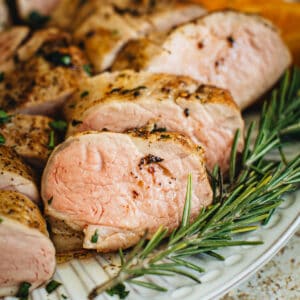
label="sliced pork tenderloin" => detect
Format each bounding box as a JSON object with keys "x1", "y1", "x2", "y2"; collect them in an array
[
  {"x1": 0, "y1": 28, "x2": 89, "y2": 116},
  {"x1": 64, "y1": 70, "x2": 244, "y2": 173},
  {"x1": 0, "y1": 191, "x2": 55, "y2": 297},
  {"x1": 0, "y1": 114, "x2": 54, "y2": 167},
  {"x1": 42, "y1": 130, "x2": 213, "y2": 252},
  {"x1": 112, "y1": 10, "x2": 291, "y2": 109},
  {"x1": 0, "y1": 146, "x2": 40, "y2": 204},
  {"x1": 72, "y1": 1, "x2": 205, "y2": 72}
]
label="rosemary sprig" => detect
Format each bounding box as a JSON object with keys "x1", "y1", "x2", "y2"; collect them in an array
[{"x1": 88, "y1": 67, "x2": 300, "y2": 299}]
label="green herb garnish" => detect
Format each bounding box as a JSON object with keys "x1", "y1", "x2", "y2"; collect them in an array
[
  {"x1": 0, "y1": 217, "x2": 3, "y2": 223},
  {"x1": 0, "y1": 134, "x2": 5, "y2": 145},
  {"x1": 61, "y1": 294, "x2": 68, "y2": 299},
  {"x1": 49, "y1": 120, "x2": 67, "y2": 132},
  {"x1": 48, "y1": 130, "x2": 55, "y2": 149},
  {"x1": 44, "y1": 52, "x2": 72, "y2": 67},
  {"x1": 91, "y1": 229, "x2": 98, "y2": 243},
  {"x1": 106, "y1": 283, "x2": 129, "y2": 299},
  {"x1": 46, "y1": 280, "x2": 61, "y2": 294},
  {"x1": 88, "y1": 68, "x2": 300, "y2": 300},
  {"x1": 0, "y1": 110, "x2": 11, "y2": 124},
  {"x1": 17, "y1": 282, "x2": 31, "y2": 299}
]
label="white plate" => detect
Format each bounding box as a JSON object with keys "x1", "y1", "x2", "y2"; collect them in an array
[{"x1": 7, "y1": 114, "x2": 300, "y2": 300}]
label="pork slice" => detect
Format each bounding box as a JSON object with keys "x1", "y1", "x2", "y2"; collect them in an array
[
  {"x1": 112, "y1": 10, "x2": 292, "y2": 109},
  {"x1": 0, "y1": 146, "x2": 40, "y2": 204},
  {"x1": 0, "y1": 30, "x2": 89, "y2": 116},
  {"x1": 0, "y1": 114, "x2": 54, "y2": 167},
  {"x1": 65, "y1": 70, "x2": 244, "y2": 173},
  {"x1": 42, "y1": 130, "x2": 213, "y2": 252},
  {"x1": 0, "y1": 27, "x2": 30, "y2": 72},
  {"x1": 17, "y1": 0, "x2": 60, "y2": 18},
  {"x1": 0, "y1": 191, "x2": 55, "y2": 297},
  {"x1": 72, "y1": 1, "x2": 205, "y2": 72},
  {"x1": 73, "y1": 4, "x2": 143, "y2": 72}
]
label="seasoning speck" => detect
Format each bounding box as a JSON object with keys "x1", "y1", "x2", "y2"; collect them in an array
[
  {"x1": 184, "y1": 108, "x2": 190, "y2": 117},
  {"x1": 80, "y1": 90, "x2": 89, "y2": 98}
]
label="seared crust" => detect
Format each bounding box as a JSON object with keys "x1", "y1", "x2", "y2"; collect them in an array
[
  {"x1": 65, "y1": 70, "x2": 238, "y2": 123},
  {"x1": 0, "y1": 29, "x2": 88, "y2": 116},
  {"x1": 0, "y1": 191, "x2": 47, "y2": 235},
  {"x1": 112, "y1": 38, "x2": 162, "y2": 71},
  {"x1": 0, "y1": 146, "x2": 37, "y2": 183},
  {"x1": 0, "y1": 114, "x2": 54, "y2": 166}
]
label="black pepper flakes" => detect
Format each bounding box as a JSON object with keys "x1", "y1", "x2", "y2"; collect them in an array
[
  {"x1": 71, "y1": 119, "x2": 83, "y2": 126},
  {"x1": 80, "y1": 90, "x2": 89, "y2": 98},
  {"x1": 184, "y1": 108, "x2": 190, "y2": 117},
  {"x1": 139, "y1": 154, "x2": 164, "y2": 167},
  {"x1": 227, "y1": 36, "x2": 235, "y2": 47}
]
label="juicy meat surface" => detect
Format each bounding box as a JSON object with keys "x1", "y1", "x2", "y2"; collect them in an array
[
  {"x1": 0, "y1": 146, "x2": 40, "y2": 204},
  {"x1": 0, "y1": 191, "x2": 55, "y2": 297},
  {"x1": 72, "y1": 1, "x2": 205, "y2": 72},
  {"x1": 112, "y1": 10, "x2": 291, "y2": 109},
  {"x1": 65, "y1": 70, "x2": 244, "y2": 172},
  {"x1": 42, "y1": 130, "x2": 213, "y2": 252},
  {"x1": 0, "y1": 114, "x2": 54, "y2": 167},
  {"x1": 0, "y1": 28, "x2": 89, "y2": 116}
]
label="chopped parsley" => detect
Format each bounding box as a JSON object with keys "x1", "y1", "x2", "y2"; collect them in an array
[
  {"x1": 0, "y1": 72, "x2": 4, "y2": 82},
  {"x1": 48, "y1": 130, "x2": 55, "y2": 150},
  {"x1": 83, "y1": 64, "x2": 92, "y2": 76},
  {"x1": 80, "y1": 90, "x2": 89, "y2": 98},
  {"x1": 16, "y1": 282, "x2": 31, "y2": 299},
  {"x1": 44, "y1": 51, "x2": 72, "y2": 67},
  {"x1": 49, "y1": 120, "x2": 67, "y2": 132},
  {"x1": 0, "y1": 110, "x2": 11, "y2": 124},
  {"x1": 0, "y1": 217, "x2": 3, "y2": 223},
  {"x1": 27, "y1": 11, "x2": 50, "y2": 28},
  {"x1": 45, "y1": 280, "x2": 62, "y2": 294},
  {"x1": 61, "y1": 294, "x2": 68, "y2": 299},
  {"x1": 106, "y1": 283, "x2": 129, "y2": 299},
  {"x1": 91, "y1": 229, "x2": 99, "y2": 243},
  {"x1": 0, "y1": 134, "x2": 5, "y2": 145}
]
